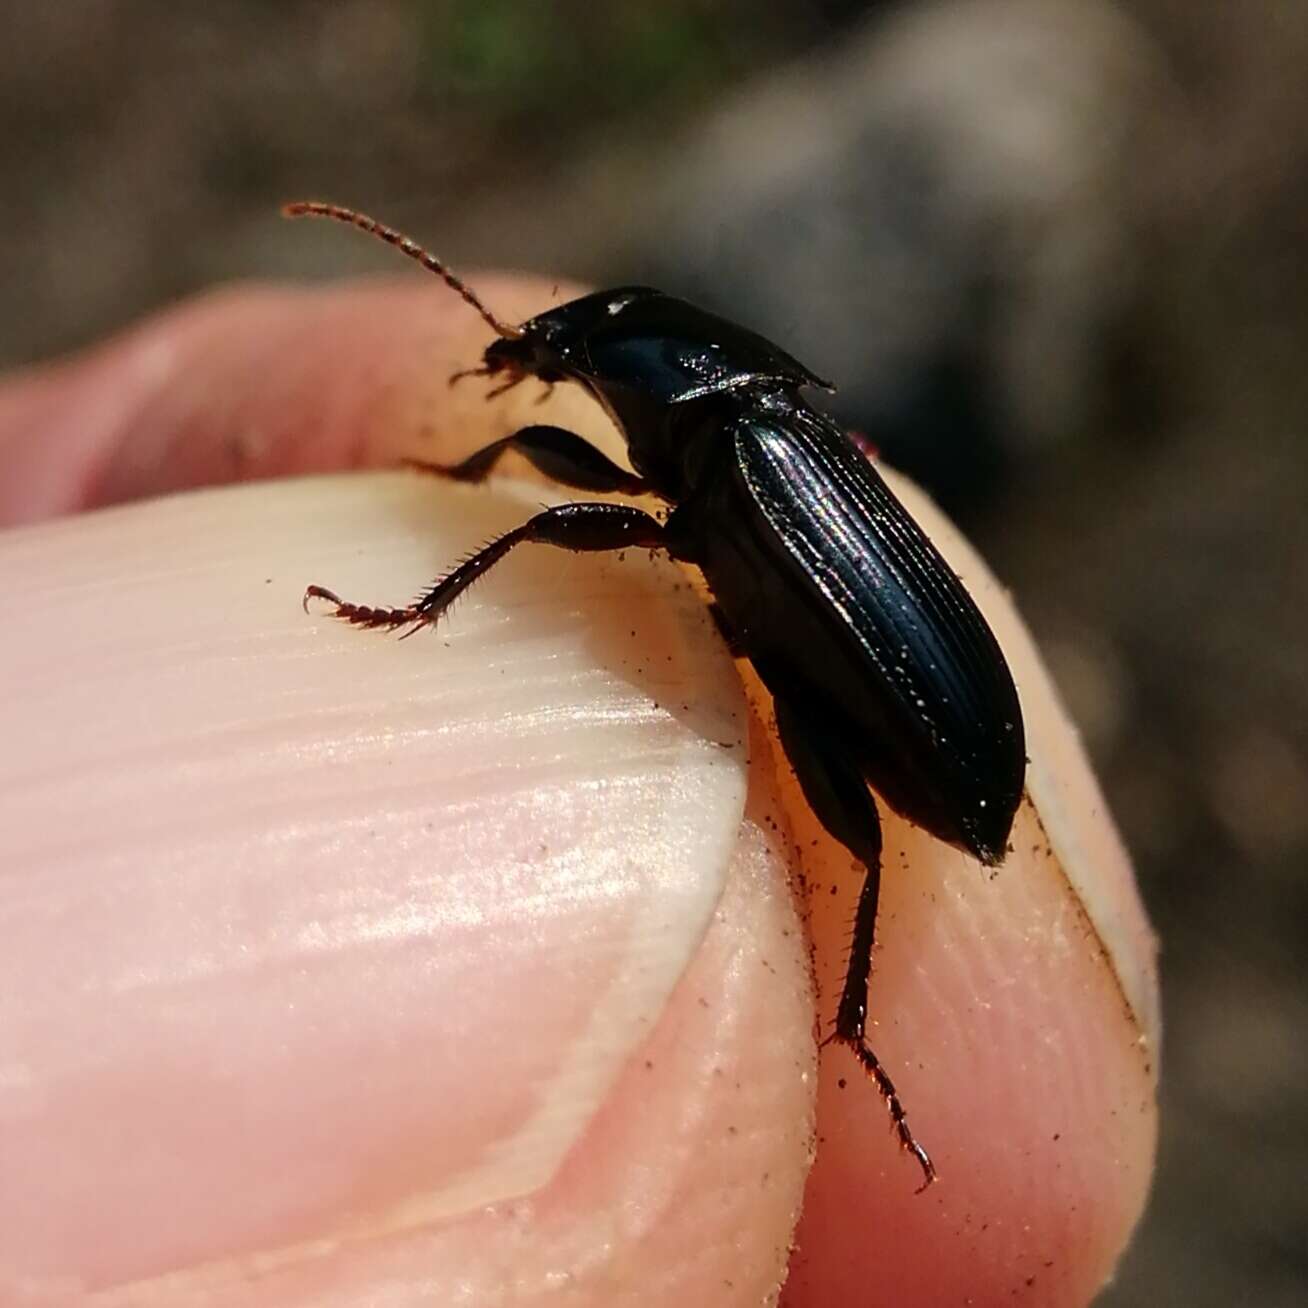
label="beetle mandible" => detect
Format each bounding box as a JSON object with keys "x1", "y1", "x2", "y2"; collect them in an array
[{"x1": 286, "y1": 201, "x2": 1026, "y2": 1188}]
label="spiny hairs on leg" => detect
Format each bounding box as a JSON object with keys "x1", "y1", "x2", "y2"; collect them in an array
[
  {"x1": 302, "y1": 540, "x2": 498, "y2": 638},
  {"x1": 769, "y1": 694, "x2": 938, "y2": 1191},
  {"x1": 822, "y1": 1027, "x2": 937, "y2": 1190},
  {"x1": 302, "y1": 506, "x2": 665, "y2": 646}
]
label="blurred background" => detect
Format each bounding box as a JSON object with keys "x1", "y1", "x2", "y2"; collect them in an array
[{"x1": 2, "y1": 2, "x2": 1303, "y2": 1302}]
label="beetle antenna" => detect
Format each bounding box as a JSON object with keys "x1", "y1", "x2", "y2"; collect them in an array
[{"x1": 283, "y1": 201, "x2": 523, "y2": 340}]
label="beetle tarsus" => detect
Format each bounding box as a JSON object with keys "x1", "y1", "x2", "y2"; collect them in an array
[
  {"x1": 302, "y1": 584, "x2": 342, "y2": 614},
  {"x1": 823, "y1": 1028, "x2": 937, "y2": 1189},
  {"x1": 303, "y1": 583, "x2": 337, "y2": 612},
  {"x1": 306, "y1": 585, "x2": 425, "y2": 633}
]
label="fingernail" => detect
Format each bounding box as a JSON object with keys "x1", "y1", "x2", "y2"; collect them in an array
[{"x1": 0, "y1": 472, "x2": 748, "y2": 1294}]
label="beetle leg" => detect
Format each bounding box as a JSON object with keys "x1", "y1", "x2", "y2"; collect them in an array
[
  {"x1": 305, "y1": 502, "x2": 666, "y2": 636},
  {"x1": 484, "y1": 374, "x2": 526, "y2": 400},
  {"x1": 404, "y1": 425, "x2": 653, "y2": 496},
  {"x1": 448, "y1": 364, "x2": 529, "y2": 399},
  {"x1": 771, "y1": 696, "x2": 937, "y2": 1189},
  {"x1": 447, "y1": 363, "x2": 497, "y2": 387}
]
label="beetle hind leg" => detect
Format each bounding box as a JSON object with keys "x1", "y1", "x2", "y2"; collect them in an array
[
  {"x1": 827, "y1": 872, "x2": 937, "y2": 1191},
  {"x1": 771, "y1": 695, "x2": 937, "y2": 1189}
]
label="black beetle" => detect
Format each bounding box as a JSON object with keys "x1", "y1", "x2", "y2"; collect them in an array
[{"x1": 286, "y1": 201, "x2": 1026, "y2": 1187}]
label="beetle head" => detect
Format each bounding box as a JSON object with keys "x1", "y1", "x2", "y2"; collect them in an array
[
  {"x1": 479, "y1": 327, "x2": 570, "y2": 388},
  {"x1": 478, "y1": 288, "x2": 660, "y2": 386},
  {"x1": 492, "y1": 287, "x2": 831, "y2": 406}
]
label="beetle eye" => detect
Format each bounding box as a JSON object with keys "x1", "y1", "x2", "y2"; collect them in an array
[{"x1": 606, "y1": 294, "x2": 639, "y2": 316}]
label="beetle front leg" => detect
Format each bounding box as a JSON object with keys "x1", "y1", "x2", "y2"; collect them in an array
[
  {"x1": 306, "y1": 502, "x2": 666, "y2": 636},
  {"x1": 772, "y1": 696, "x2": 937, "y2": 1189},
  {"x1": 405, "y1": 425, "x2": 653, "y2": 496}
]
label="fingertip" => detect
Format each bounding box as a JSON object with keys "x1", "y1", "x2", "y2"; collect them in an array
[
  {"x1": 766, "y1": 470, "x2": 1158, "y2": 1307},
  {"x1": 0, "y1": 471, "x2": 815, "y2": 1304},
  {"x1": 0, "y1": 276, "x2": 585, "y2": 526}
]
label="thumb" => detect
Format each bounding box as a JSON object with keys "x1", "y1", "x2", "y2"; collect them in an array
[
  {"x1": 0, "y1": 280, "x2": 816, "y2": 1304},
  {"x1": 0, "y1": 277, "x2": 1159, "y2": 1306}
]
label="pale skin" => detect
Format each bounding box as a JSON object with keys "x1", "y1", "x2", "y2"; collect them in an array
[{"x1": 0, "y1": 275, "x2": 1159, "y2": 1306}]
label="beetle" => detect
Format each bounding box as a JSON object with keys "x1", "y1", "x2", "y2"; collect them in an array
[{"x1": 285, "y1": 200, "x2": 1026, "y2": 1187}]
